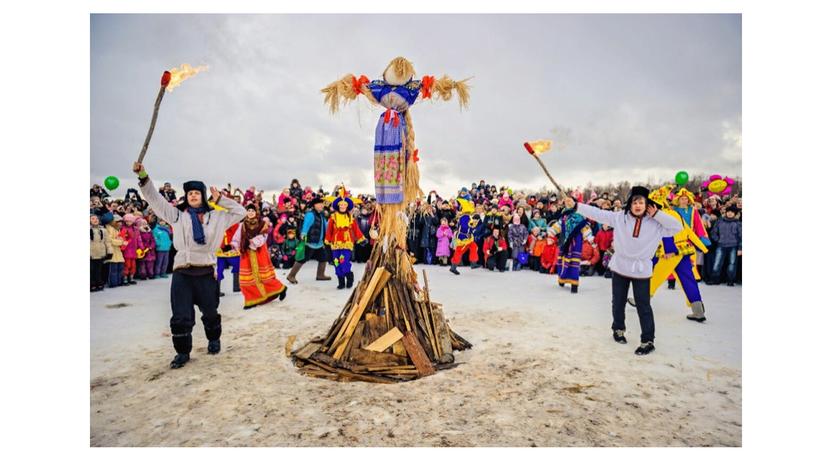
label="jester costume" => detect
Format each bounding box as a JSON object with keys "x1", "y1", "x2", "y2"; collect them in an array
[
  {"x1": 215, "y1": 223, "x2": 241, "y2": 296},
  {"x1": 647, "y1": 186, "x2": 709, "y2": 322},
  {"x1": 449, "y1": 196, "x2": 480, "y2": 275},
  {"x1": 549, "y1": 207, "x2": 594, "y2": 293},
  {"x1": 325, "y1": 191, "x2": 365, "y2": 289},
  {"x1": 232, "y1": 209, "x2": 287, "y2": 309}
]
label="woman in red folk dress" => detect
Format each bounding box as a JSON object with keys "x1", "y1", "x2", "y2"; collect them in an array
[{"x1": 232, "y1": 204, "x2": 287, "y2": 309}]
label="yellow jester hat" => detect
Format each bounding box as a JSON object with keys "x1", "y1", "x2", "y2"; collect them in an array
[
  {"x1": 671, "y1": 187, "x2": 696, "y2": 206},
  {"x1": 649, "y1": 185, "x2": 675, "y2": 209}
]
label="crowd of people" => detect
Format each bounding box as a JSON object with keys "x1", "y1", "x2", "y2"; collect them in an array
[{"x1": 91, "y1": 178, "x2": 743, "y2": 292}]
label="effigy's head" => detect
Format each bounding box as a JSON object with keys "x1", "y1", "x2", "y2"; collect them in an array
[{"x1": 383, "y1": 57, "x2": 416, "y2": 86}]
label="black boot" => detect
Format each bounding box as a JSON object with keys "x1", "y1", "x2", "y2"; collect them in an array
[
  {"x1": 470, "y1": 262, "x2": 480, "y2": 269},
  {"x1": 218, "y1": 281, "x2": 225, "y2": 297},
  {"x1": 278, "y1": 286, "x2": 287, "y2": 301},
  {"x1": 450, "y1": 263, "x2": 460, "y2": 275},
  {"x1": 337, "y1": 275, "x2": 345, "y2": 290},
  {"x1": 571, "y1": 284, "x2": 578, "y2": 294},
  {"x1": 207, "y1": 339, "x2": 221, "y2": 355},
  {"x1": 170, "y1": 353, "x2": 190, "y2": 369},
  {"x1": 634, "y1": 342, "x2": 655, "y2": 356},
  {"x1": 233, "y1": 272, "x2": 241, "y2": 292},
  {"x1": 668, "y1": 279, "x2": 676, "y2": 290},
  {"x1": 129, "y1": 276, "x2": 137, "y2": 285},
  {"x1": 346, "y1": 272, "x2": 354, "y2": 289},
  {"x1": 613, "y1": 330, "x2": 627, "y2": 344}
]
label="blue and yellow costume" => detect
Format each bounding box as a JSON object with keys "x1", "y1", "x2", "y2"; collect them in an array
[
  {"x1": 648, "y1": 185, "x2": 709, "y2": 322},
  {"x1": 549, "y1": 207, "x2": 594, "y2": 291},
  {"x1": 324, "y1": 188, "x2": 364, "y2": 289}
]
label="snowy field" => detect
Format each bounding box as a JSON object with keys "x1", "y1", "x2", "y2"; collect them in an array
[{"x1": 90, "y1": 263, "x2": 741, "y2": 446}]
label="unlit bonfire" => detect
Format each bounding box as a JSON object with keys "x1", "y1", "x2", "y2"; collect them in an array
[{"x1": 290, "y1": 241, "x2": 471, "y2": 383}]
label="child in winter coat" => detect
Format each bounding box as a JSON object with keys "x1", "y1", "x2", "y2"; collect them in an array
[
  {"x1": 594, "y1": 223, "x2": 614, "y2": 276},
  {"x1": 281, "y1": 228, "x2": 299, "y2": 269},
  {"x1": 507, "y1": 214, "x2": 529, "y2": 271},
  {"x1": 710, "y1": 205, "x2": 742, "y2": 286},
  {"x1": 435, "y1": 217, "x2": 453, "y2": 266},
  {"x1": 580, "y1": 240, "x2": 601, "y2": 276},
  {"x1": 540, "y1": 234, "x2": 559, "y2": 274},
  {"x1": 119, "y1": 213, "x2": 143, "y2": 285},
  {"x1": 527, "y1": 227, "x2": 544, "y2": 272},
  {"x1": 152, "y1": 219, "x2": 172, "y2": 278},
  {"x1": 105, "y1": 214, "x2": 126, "y2": 288},
  {"x1": 137, "y1": 219, "x2": 157, "y2": 279},
  {"x1": 90, "y1": 214, "x2": 108, "y2": 291}
]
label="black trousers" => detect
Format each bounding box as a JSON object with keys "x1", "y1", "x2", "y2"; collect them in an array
[
  {"x1": 611, "y1": 272, "x2": 655, "y2": 343},
  {"x1": 170, "y1": 270, "x2": 221, "y2": 354},
  {"x1": 90, "y1": 258, "x2": 105, "y2": 287},
  {"x1": 303, "y1": 245, "x2": 329, "y2": 263},
  {"x1": 486, "y1": 251, "x2": 509, "y2": 272}
]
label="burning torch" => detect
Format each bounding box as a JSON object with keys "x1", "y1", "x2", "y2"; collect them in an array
[
  {"x1": 136, "y1": 64, "x2": 208, "y2": 164},
  {"x1": 523, "y1": 139, "x2": 564, "y2": 196}
]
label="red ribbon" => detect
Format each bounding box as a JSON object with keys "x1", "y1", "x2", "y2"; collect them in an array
[
  {"x1": 421, "y1": 75, "x2": 435, "y2": 99},
  {"x1": 412, "y1": 149, "x2": 419, "y2": 163},
  {"x1": 384, "y1": 109, "x2": 400, "y2": 127},
  {"x1": 352, "y1": 74, "x2": 370, "y2": 95}
]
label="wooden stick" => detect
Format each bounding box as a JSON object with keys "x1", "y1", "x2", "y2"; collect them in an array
[
  {"x1": 136, "y1": 85, "x2": 167, "y2": 164},
  {"x1": 530, "y1": 153, "x2": 564, "y2": 196}
]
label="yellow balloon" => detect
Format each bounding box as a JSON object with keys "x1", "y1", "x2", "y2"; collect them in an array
[{"x1": 709, "y1": 179, "x2": 727, "y2": 193}]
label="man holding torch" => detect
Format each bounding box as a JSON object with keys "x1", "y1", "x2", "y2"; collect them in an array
[{"x1": 134, "y1": 162, "x2": 247, "y2": 369}]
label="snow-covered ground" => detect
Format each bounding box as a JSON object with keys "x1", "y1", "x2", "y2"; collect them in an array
[{"x1": 90, "y1": 263, "x2": 741, "y2": 446}]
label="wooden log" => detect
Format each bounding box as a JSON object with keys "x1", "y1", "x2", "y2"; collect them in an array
[
  {"x1": 306, "y1": 358, "x2": 396, "y2": 384},
  {"x1": 364, "y1": 327, "x2": 404, "y2": 352},
  {"x1": 284, "y1": 335, "x2": 297, "y2": 356},
  {"x1": 401, "y1": 331, "x2": 435, "y2": 377},
  {"x1": 392, "y1": 340, "x2": 408, "y2": 357},
  {"x1": 292, "y1": 342, "x2": 322, "y2": 361},
  {"x1": 330, "y1": 267, "x2": 386, "y2": 355},
  {"x1": 348, "y1": 349, "x2": 407, "y2": 368}
]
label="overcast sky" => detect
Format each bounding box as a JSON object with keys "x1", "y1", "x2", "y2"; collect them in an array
[{"x1": 90, "y1": 14, "x2": 741, "y2": 198}]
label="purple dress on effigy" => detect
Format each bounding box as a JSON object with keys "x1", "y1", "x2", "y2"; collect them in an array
[{"x1": 369, "y1": 80, "x2": 421, "y2": 204}]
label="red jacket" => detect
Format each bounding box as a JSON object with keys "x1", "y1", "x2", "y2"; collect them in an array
[
  {"x1": 540, "y1": 241, "x2": 559, "y2": 270},
  {"x1": 581, "y1": 241, "x2": 600, "y2": 265},
  {"x1": 595, "y1": 228, "x2": 614, "y2": 252},
  {"x1": 482, "y1": 236, "x2": 508, "y2": 257}
]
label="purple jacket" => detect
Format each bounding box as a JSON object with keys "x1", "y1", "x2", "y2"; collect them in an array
[{"x1": 140, "y1": 230, "x2": 156, "y2": 261}]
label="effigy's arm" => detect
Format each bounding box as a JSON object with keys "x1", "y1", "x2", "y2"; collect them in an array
[
  {"x1": 414, "y1": 74, "x2": 472, "y2": 109},
  {"x1": 321, "y1": 74, "x2": 379, "y2": 113}
]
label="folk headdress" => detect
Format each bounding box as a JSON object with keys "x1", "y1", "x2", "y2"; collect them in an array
[
  {"x1": 330, "y1": 186, "x2": 356, "y2": 212},
  {"x1": 671, "y1": 187, "x2": 696, "y2": 206},
  {"x1": 647, "y1": 185, "x2": 675, "y2": 210}
]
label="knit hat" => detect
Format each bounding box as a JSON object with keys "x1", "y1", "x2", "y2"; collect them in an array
[
  {"x1": 725, "y1": 205, "x2": 739, "y2": 214},
  {"x1": 123, "y1": 213, "x2": 137, "y2": 225},
  {"x1": 246, "y1": 203, "x2": 258, "y2": 212}
]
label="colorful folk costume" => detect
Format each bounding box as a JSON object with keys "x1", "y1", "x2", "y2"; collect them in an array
[
  {"x1": 644, "y1": 186, "x2": 710, "y2": 322},
  {"x1": 449, "y1": 196, "x2": 480, "y2": 275},
  {"x1": 216, "y1": 223, "x2": 241, "y2": 296},
  {"x1": 548, "y1": 206, "x2": 594, "y2": 293},
  {"x1": 324, "y1": 188, "x2": 365, "y2": 289},
  {"x1": 233, "y1": 205, "x2": 287, "y2": 309}
]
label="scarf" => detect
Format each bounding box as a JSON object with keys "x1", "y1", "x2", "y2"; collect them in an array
[{"x1": 187, "y1": 206, "x2": 208, "y2": 245}]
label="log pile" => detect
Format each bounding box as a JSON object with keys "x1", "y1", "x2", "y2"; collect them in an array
[{"x1": 290, "y1": 239, "x2": 472, "y2": 383}]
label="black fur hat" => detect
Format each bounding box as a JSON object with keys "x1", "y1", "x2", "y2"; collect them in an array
[{"x1": 176, "y1": 180, "x2": 209, "y2": 212}]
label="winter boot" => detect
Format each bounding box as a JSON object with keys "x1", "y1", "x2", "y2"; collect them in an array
[
  {"x1": 634, "y1": 342, "x2": 655, "y2": 356},
  {"x1": 337, "y1": 275, "x2": 345, "y2": 290},
  {"x1": 316, "y1": 262, "x2": 332, "y2": 281},
  {"x1": 286, "y1": 262, "x2": 304, "y2": 284},
  {"x1": 571, "y1": 284, "x2": 579, "y2": 294},
  {"x1": 207, "y1": 339, "x2": 221, "y2": 355},
  {"x1": 686, "y1": 301, "x2": 707, "y2": 322},
  {"x1": 346, "y1": 271, "x2": 354, "y2": 289},
  {"x1": 470, "y1": 262, "x2": 480, "y2": 269},
  {"x1": 170, "y1": 353, "x2": 190, "y2": 369},
  {"x1": 278, "y1": 286, "x2": 287, "y2": 301},
  {"x1": 449, "y1": 263, "x2": 460, "y2": 275},
  {"x1": 668, "y1": 279, "x2": 676, "y2": 290},
  {"x1": 128, "y1": 276, "x2": 137, "y2": 286},
  {"x1": 613, "y1": 330, "x2": 627, "y2": 344},
  {"x1": 233, "y1": 273, "x2": 241, "y2": 292}
]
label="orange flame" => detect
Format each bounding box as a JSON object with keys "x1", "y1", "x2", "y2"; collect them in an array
[
  {"x1": 524, "y1": 139, "x2": 553, "y2": 156},
  {"x1": 166, "y1": 64, "x2": 208, "y2": 92}
]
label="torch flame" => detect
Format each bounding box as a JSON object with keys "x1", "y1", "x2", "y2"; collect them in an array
[
  {"x1": 165, "y1": 64, "x2": 208, "y2": 92},
  {"x1": 523, "y1": 139, "x2": 553, "y2": 156}
]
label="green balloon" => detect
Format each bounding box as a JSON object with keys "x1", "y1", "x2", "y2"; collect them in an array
[
  {"x1": 104, "y1": 176, "x2": 120, "y2": 191},
  {"x1": 675, "y1": 171, "x2": 689, "y2": 186}
]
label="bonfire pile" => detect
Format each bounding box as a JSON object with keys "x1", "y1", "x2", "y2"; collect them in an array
[{"x1": 290, "y1": 240, "x2": 471, "y2": 383}]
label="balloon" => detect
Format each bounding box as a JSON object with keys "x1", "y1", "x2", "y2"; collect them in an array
[
  {"x1": 701, "y1": 174, "x2": 735, "y2": 196},
  {"x1": 104, "y1": 176, "x2": 120, "y2": 191},
  {"x1": 675, "y1": 171, "x2": 689, "y2": 186}
]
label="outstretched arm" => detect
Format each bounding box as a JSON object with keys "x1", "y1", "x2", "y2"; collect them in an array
[
  {"x1": 414, "y1": 75, "x2": 472, "y2": 109},
  {"x1": 576, "y1": 203, "x2": 616, "y2": 227},
  {"x1": 321, "y1": 74, "x2": 379, "y2": 113}
]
